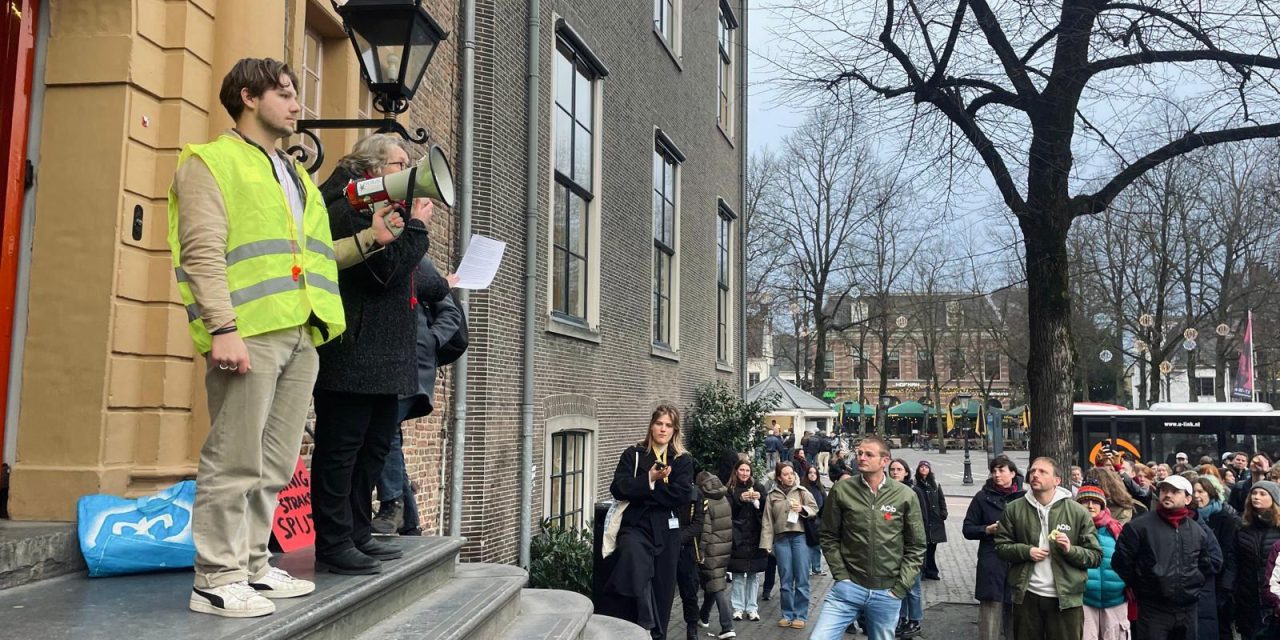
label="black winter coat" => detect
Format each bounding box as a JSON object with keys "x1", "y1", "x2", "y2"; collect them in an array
[
  {"x1": 1206, "y1": 504, "x2": 1240, "y2": 595},
  {"x1": 315, "y1": 166, "x2": 429, "y2": 395},
  {"x1": 1113, "y1": 511, "x2": 1223, "y2": 607},
  {"x1": 915, "y1": 476, "x2": 948, "y2": 544},
  {"x1": 605, "y1": 446, "x2": 695, "y2": 599},
  {"x1": 727, "y1": 482, "x2": 769, "y2": 574},
  {"x1": 697, "y1": 474, "x2": 733, "y2": 593},
  {"x1": 1234, "y1": 514, "x2": 1280, "y2": 637},
  {"x1": 962, "y1": 478, "x2": 1026, "y2": 603}
]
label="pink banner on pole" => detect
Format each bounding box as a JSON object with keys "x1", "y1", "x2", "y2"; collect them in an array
[{"x1": 1234, "y1": 311, "x2": 1255, "y2": 400}]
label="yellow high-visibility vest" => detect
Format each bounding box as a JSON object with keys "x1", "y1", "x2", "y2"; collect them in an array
[{"x1": 167, "y1": 134, "x2": 346, "y2": 353}]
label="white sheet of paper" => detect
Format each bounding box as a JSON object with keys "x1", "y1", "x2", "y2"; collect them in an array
[{"x1": 452, "y1": 234, "x2": 507, "y2": 289}]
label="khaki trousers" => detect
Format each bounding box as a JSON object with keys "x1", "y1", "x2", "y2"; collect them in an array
[
  {"x1": 1084, "y1": 603, "x2": 1131, "y2": 640},
  {"x1": 192, "y1": 326, "x2": 318, "y2": 588}
]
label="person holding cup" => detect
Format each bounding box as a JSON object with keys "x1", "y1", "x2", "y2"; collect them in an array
[
  {"x1": 727, "y1": 459, "x2": 768, "y2": 621},
  {"x1": 760, "y1": 461, "x2": 819, "y2": 630}
]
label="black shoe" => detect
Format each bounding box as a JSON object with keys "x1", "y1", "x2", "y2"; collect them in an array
[
  {"x1": 760, "y1": 590, "x2": 772, "y2": 601},
  {"x1": 371, "y1": 499, "x2": 404, "y2": 535},
  {"x1": 356, "y1": 537, "x2": 403, "y2": 560},
  {"x1": 899, "y1": 621, "x2": 922, "y2": 638},
  {"x1": 315, "y1": 547, "x2": 381, "y2": 575},
  {"x1": 398, "y1": 526, "x2": 423, "y2": 536},
  {"x1": 923, "y1": 573, "x2": 941, "y2": 581}
]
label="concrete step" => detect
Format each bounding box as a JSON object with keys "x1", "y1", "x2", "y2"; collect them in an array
[
  {"x1": 355, "y1": 562, "x2": 527, "y2": 640},
  {"x1": 0, "y1": 521, "x2": 83, "y2": 590},
  {"x1": 497, "y1": 588, "x2": 593, "y2": 639},
  {"x1": 0, "y1": 535, "x2": 465, "y2": 640},
  {"x1": 582, "y1": 613, "x2": 651, "y2": 639}
]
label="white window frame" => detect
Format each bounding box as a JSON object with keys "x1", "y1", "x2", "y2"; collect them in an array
[
  {"x1": 716, "y1": 1, "x2": 739, "y2": 138},
  {"x1": 653, "y1": 130, "x2": 684, "y2": 354},
  {"x1": 653, "y1": 0, "x2": 683, "y2": 59},
  {"x1": 299, "y1": 29, "x2": 324, "y2": 165},
  {"x1": 717, "y1": 199, "x2": 736, "y2": 365},
  {"x1": 543, "y1": 416, "x2": 597, "y2": 530}
]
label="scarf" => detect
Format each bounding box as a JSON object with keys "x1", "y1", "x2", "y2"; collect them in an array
[
  {"x1": 991, "y1": 481, "x2": 1018, "y2": 496},
  {"x1": 1197, "y1": 499, "x2": 1223, "y2": 522},
  {"x1": 1092, "y1": 507, "x2": 1124, "y2": 540},
  {"x1": 1158, "y1": 505, "x2": 1192, "y2": 529}
]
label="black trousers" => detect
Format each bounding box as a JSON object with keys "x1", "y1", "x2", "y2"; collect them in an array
[
  {"x1": 1133, "y1": 600, "x2": 1197, "y2": 640},
  {"x1": 1010, "y1": 593, "x2": 1082, "y2": 640},
  {"x1": 923, "y1": 543, "x2": 940, "y2": 578},
  {"x1": 677, "y1": 544, "x2": 700, "y2": 627},
  {"x1": 311, "y1": 390, "x2": 400, "y2": 553},
  {"x1": 763, "y1": 552, "x2": 777, "y2": 593}
]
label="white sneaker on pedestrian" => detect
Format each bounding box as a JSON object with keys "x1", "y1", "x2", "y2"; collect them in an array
[
  {"x1": 249, "y1": 567, "x2": 316, "y2": 599},
  {"x1": 189, "y1": 581, "x2": 276, "y2": 618},
  {"x1": 712, "y1": 631, "x2": 737, "y2": 639},
  {"x1": 747, "y1": 611, "x2": 760, "y2": 622},
  {"x1": 732, "y1": 610, "x2": 743, "y2": 621}
]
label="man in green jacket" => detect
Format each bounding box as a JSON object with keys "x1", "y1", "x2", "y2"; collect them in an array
[
  {"x1": 809, "y1": 436, "x2": 926, "y2": 640},
  {"x1": 995, "y1": 457, "x2": 1102, "y2": 640}
]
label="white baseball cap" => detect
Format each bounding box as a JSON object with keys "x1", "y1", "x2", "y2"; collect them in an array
[{"x1": 1158, "y1": 474, "x2": 1193, "y2": 496}]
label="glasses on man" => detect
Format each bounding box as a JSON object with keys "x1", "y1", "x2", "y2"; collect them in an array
[{"x1": 386, "y1": 161, "x2": 408, "y2": 171}]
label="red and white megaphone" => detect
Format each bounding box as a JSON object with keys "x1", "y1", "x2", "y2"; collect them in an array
[{"x1": 345, "y1": 144, "x2": 456, "y2": 211}]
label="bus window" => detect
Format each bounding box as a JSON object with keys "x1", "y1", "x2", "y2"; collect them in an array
[{"x1": 1150, "y1": 433, "x2": 1218, "y2": 468}]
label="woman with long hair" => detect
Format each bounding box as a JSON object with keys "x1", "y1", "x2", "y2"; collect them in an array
[
  {"x1": 726, "y1": 459, "x2": 767, "y2": 622},
  {"x1": 760, "y1": 462, "x2": 818, "y2": 630},
  {"x1": 1194, "y1": 476, "x2": 1239, "y2": 640},
  {"x1": 915, "y1": 460, "x2": 948, "y2": 581},
  {"x1": 1235, "y1": 481, "x2": 1280, "y2": 639},
  {"x1": 601, "y1": 405, "x2": 695, "y2": 638},
  {"x1": 889, "y1": 458, "x2": 926, "y2": 638},
  {"x1": 801, "y1": 464, "x2": 827, "y2": 576},
  {"x1": 1087, "y1": 466, "x2": 1145, "y2": 524}
]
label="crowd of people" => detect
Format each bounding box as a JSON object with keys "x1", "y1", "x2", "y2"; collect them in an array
[
  {"x1": 170, "y1": 58, "x2": 462, "y2": 618},
  {"x1": 966, "y1": 444, "x2": 1280, "y2": 640}
]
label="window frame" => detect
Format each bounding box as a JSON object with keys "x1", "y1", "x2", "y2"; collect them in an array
[
  {"x1": 299, "y1": 28, "x2": 324, "y2": 165},
  {"x1": 653, "y1": 0, "x2": 683, "y2": 56},
  {"x1": 545, "y1": 423, "x2": 594, "y2": 531},
  {"x1": 716, "y1": 199, "x2": 736, "y2": 364},
  {"x1": 551, "y1": 34, "x2": 598, "y2": 324},
  {"x1": 984, "y1": 351, "x2": 1001, "y2": 381},
  {"x1": 886, "y1": 349, "x2": 901, "y2": 380},
  {"x1": 916, "y1": 347, "x2": 933, "y2": 380},
  {"x1": 716, "y1": 1, "x2": 739, "y2": 137},
  {"x1": 652, "y1": 131, "x2": 685, "y2": 352}
]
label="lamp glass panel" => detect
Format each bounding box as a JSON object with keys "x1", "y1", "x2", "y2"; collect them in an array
[{"x1": 403, "y1": 18, "x2": 441, "y2": 95}]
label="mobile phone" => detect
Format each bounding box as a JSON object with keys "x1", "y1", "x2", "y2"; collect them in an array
[{"x1": 654, "y1": 461, "x2": 667, "y2": 471}]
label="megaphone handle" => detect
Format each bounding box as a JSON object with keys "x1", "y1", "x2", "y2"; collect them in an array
[{"x1": 405, "y1": 166, "x2": 420, "y2": 203}]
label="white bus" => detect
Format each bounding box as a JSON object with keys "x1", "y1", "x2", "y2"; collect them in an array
[{"x1": 1072, "y1": 401, "x2": 1280, "y2": 466}]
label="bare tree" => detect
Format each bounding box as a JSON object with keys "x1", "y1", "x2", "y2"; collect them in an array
[
  {"x1": 757, "y1": 107, "x2": 891, "y2": 394},
  {"x1": 775, "y1": 0, "x2": 1280, "y2": 461}
]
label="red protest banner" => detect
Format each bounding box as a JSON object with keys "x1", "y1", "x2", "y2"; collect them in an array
[{"x1": 270, "y1": 457, "x2": 315, "y2": 553}]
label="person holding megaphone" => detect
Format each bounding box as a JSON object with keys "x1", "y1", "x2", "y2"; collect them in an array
[{"x1": 310, "y1": 133, "x2": 456, "y2": 575}]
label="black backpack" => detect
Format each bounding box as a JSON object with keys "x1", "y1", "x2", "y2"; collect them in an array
[{"x1": 432, "y1": 290, "x2": 468, "y2": 366}]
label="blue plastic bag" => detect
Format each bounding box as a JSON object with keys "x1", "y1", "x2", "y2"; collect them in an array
[{"x1": 77, "y1": 480, "x2": 197, "y2": 577}]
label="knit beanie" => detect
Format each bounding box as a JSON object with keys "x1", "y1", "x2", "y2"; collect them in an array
[
  {"x1": 1254, "y1": 480, "x2": 1280, "y2": 507},
  {"x1": 1076, "y1": 483, "x2": 1107, "y2": 506}
]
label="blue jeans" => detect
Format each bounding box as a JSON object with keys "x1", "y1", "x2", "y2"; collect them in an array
[
  {"x1": 809, "y1": 579, "x2": 903, "y2": 640},
  {"x1": 374, "y1": 398, "x2": 421, "y2": 531},
  {"x1": 729, "y1": 572, "x2": 759, "y2": 614},
  {"x1": 773, "y1": 533, "x2": 811, "y2": 622},
  {"x1": 903, "y1": 575, "x2": 923, "y2": 621},
  {"x1": 809, "y1": 544, "x2": 823, "y2": 573}
]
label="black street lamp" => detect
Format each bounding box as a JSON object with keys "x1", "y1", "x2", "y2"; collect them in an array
[
  {"x1": 289, "y1": 0, "x2": 449, "y2": 171},
  {"x1": 876, "y1": 394, "x2": 893, "y2": 437},
  {"x1": 954, "y1": 393, "x2": 974, "y2": 485}
]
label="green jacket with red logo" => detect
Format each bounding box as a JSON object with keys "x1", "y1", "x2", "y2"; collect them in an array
[{"x1": 820, "y1": 474, "x2": 926, "y2": 598}]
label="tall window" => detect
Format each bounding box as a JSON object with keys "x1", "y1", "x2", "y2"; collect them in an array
[
  {"x1": 548, "y1": 430, "x2": 590, "y2": 529},
  {"x1": 852, "y1": 348, "x2": 866, "y2": 378},
  {"x1": 749, "y1": 371, "x2": 760, "y2": 386},
  {"x1": 653, "y1": 141, "x2": 680, "y2": 347},
  {"x1": 917, "y1": 348, "x2": 933, "y2": 380},
  {"x1": 949, "y1": 348, "x2": 966, "y2": 378},
  {"x1": 984, "y1": 351, "x2": 1001, "y2": 380},
  {"x1": 716, "y1": 208, "x2": 732, "y2": 362},
  {"x1": 654, "y1": 0, "x2": 679, "y2": 50},
  {"x1": 299, "y1": 29, "x2": 323, "y2": 164},
  {"x1": 552, "y1": 37, "x2": 597, "y2": 321},
  {"x1": 824, "y1": 350, "x2": 835, "y2": 375},
  {"x1": 886, "y1": 350, "x2": 900, "y2": 380},
  {"x1": 717, "y1": 2, "x2": 738, "y2": 133},
  {"x1": 357, "y1": 82, "x2": 374, "y2": 138},
  {"x1": 1197, "y1": 376, "x2": 1215, "y2": 397}
]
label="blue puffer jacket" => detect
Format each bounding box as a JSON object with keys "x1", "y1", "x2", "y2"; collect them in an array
[{"x1": 1084, "y1": 526, "x2": 1126, "y2": 609}]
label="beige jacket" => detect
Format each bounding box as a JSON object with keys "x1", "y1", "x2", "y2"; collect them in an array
[
  {"x1": 172, "y1": 131, "x2": 381, "y2": 333},
  {"x1": 760, "y1": 482, "x2": 818, "y2": 551}
]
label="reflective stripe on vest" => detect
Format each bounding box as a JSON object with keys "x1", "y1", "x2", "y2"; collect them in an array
[{"x1": 167, "y1": 134, "x2": 346, "y2": 353}]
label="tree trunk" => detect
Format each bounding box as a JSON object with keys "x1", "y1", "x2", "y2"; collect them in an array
[
  {"x1": 814, "y1": 305, "x2": 828, "y2": 395},
  {"x1": 1215, "y1": 337, "x2": 1229, "y2": 402},
  {"x1": 1021, "y1": 216, "x2": 1077, "y2": 465}
]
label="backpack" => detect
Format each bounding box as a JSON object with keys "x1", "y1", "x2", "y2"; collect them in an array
[{"x1": 433, "y1": 290, "x2": 469, "y2": 366}]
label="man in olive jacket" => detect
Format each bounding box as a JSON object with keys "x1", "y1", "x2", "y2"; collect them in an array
[
  {"x1": 995, "y1": 457, "x2": 1101, "y2": 640},
  {"x1": 809, "y1": 436, "x2": 926, "y2": 640}
]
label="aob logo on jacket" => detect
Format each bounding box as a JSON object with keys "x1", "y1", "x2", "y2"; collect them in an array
[
  {"x1": 880, "y1": 504, "x2": 898, "y2": 521},
  {"x1": 1055, "y1": 524, "x2": 1072, "y2": 533}
]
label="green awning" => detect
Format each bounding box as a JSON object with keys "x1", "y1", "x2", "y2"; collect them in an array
[
  {"x1": 841, "y1": 402, "x2": 875, "y2": 416},
  {"x1": 950, "y1": 399, "x2": 983, "y2": 416},
  {"x1": 887, "y1": 401, "x2": 928, "y2": 418}
]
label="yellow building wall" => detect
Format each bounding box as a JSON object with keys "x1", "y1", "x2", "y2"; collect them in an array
[{"x1": 10, "y1": 0, "x2": 370, "y2": 520}]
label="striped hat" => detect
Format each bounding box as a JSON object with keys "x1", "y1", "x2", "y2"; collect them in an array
[{"x1": 1076, "y1": 483, "x2": 1107, "y2": 506}]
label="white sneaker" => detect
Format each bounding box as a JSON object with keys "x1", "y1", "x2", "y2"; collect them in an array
[
  {"x1": 747, "y1": 611, "x2": 760, "y2": 621},
  {"x1": 249, "y1": 567, "x2": 316, "y2": 599},
  {"x1": 189, "y1": 581, "x2": 276, "y2": 618},
  {"x1": 732, "y1": 610, "x2": 743, "y2": 621}
]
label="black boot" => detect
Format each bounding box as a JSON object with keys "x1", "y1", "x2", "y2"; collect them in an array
[
  {"x1": 356, "y1": 537, "x2": 403, "y2": 560},
  {"x1": 686, "y1": 623, "x2": 697, "y2": 640},
  {"x1": 371, "y1": 499, "x2": 404, "y2": 535},
  {"x1": 316, "y1": 547, "x2": 381, "y2": 575}
]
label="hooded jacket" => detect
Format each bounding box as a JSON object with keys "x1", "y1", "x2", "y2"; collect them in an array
[
  {"x1": 995, "y1": 486, "x2": 1102, "y2": 609},
  {"x1": 820, "y1": 473, "x2": 926, "y2": 598},
  {"x1": 696, "y1": 473, "x2": 733, "y2": 593},
  {"x1": 1112, "y1": 508, "x2": 1223, "y2": 607}
]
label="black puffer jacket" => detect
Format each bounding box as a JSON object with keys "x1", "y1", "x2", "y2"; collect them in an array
[
  {"x1": 697, "y1": 473, "x2": 733, "y2": 593},
  {"x1": 1113, "y1": 511, "x2": 1223, "y2": 607},
  {"x1": 1234, "y1": 513, "x2": 1280, "y2": 636},
  {"x1": 962, "y1": 478, "x2": 1026, "y2": 603},
  {"x1": 727, "y1": 482, "x2": 769, "y2": 574},
  {"x1": 315, "y1": 166, "x2": 429, "y2": 395}
]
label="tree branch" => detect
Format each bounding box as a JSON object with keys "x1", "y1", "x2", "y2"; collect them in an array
[
  {"x1": 967, "y1": 0, "x2": 1042, "y2": 97},
  {"x1": 1086, "y1": 49, "x2": 1280, "y2": 78},
  {"x1": 1082, "y1": 123, "x2": 1280, "y2": 215}
]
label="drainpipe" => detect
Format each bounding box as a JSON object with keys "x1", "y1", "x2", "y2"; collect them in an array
[
  {"x1": 519, "y1": 0, "x2": 542, "y2": 570},
  {"x1": 450, "y1": 0, "x2": 478, "y2": 539},
  {"x1": 738, "y1": 1, "x2": 749, "y2": 396}
]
